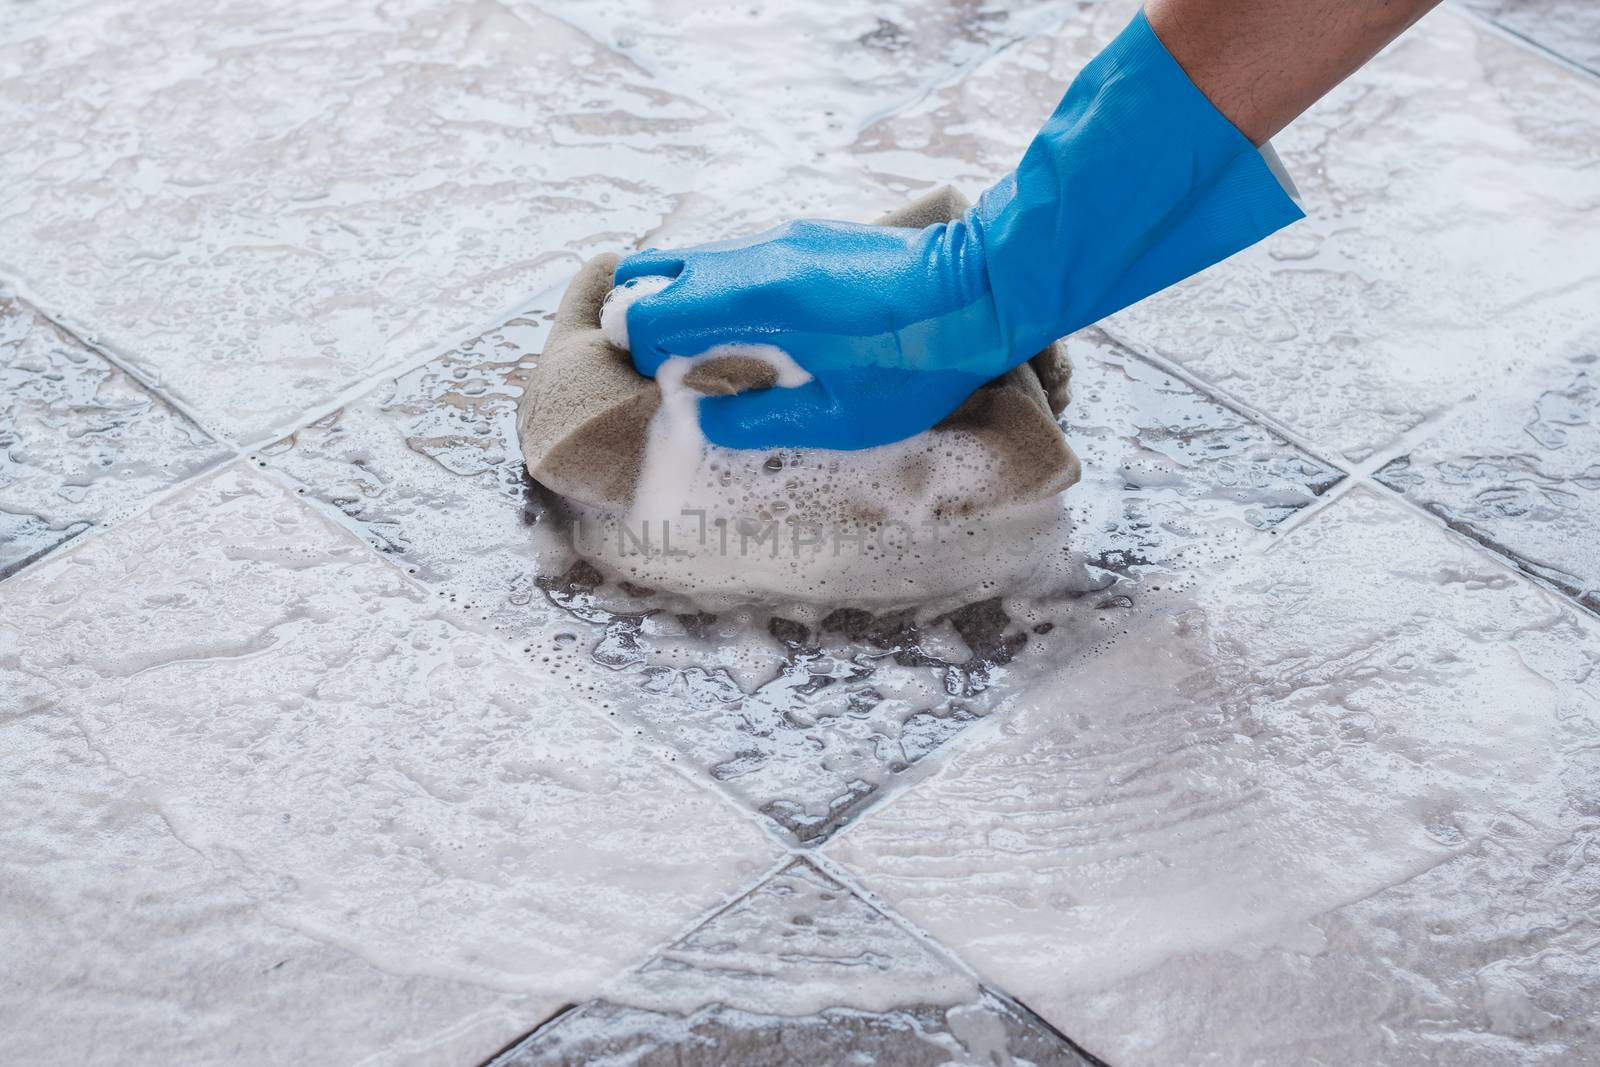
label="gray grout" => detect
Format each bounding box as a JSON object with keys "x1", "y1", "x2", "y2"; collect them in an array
[
  {"x1": 234, "y1": 279, "x2": 572, "y2": 454},
  {"x1": 248, "y1": 461, "x2": 805, "y2": 864},
  {"x1": 1449, "y1": 1, "x2": 1600, "y2": 85},
  {"x1": 0, "y1": 453, "x2": 241, "y2": 590},
  {"x1": 0, "y1": 286, "x2": 235, "y2": 454},
  {"x1": 1089, "y1": 323, "x2": 1357, "y2": 477}
]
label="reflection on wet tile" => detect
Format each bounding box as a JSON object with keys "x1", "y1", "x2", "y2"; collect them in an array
[
  {"x1": 491, "y1": 859, "x2": 1100, "y2": 1067},
  {"x1": 0, "y1": 707, "x2": 547, "y2": 1067},
  {"x1": 829, "y1": 488, "x2": 1600, "y2": 1063},
  {"x1": 845, "y1": 5, "x2": 1600, "y2": 465},
  {"x1": 1458, "y1": 0, "x2": 1600, "y2": 75},
  {"x1": 0, "y1": 0, "x2": 754, "y2": 442},
  {"x1": 844, "y1": 0, "x2": 1131, "y2": 195},
  {"x1": 0, "y1": 296, "x2": 226, "y2": 578},
  {"x1": 0, "y1": 464, "x2": 780, "y2": 1065},
  {"x1": 267, "y1": 316, "x2": 1337, "y2": 842},
  {"x1": 1061, "y1": 328, "x2": 1343, "y2": 593},
  {"x1": 1377, "y1": 342, "x2": 1600, "y2": 612},
  {"x1": 540, "y1": 0, "x2": 1075, "y2": 154}
]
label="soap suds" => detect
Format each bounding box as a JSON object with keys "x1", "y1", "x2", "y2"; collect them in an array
[
  {"x1": 600, "y1": 274, "x2": 674, "y2": 353},
  {"x1": 631, "y1": 342, "x2": 812, "y2": 531},
  {"x1": 581, "y1": 276, "x2": 1076, "y2": 605}
]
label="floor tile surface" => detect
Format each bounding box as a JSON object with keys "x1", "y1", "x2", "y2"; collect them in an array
[
  {"x1": 0, "y1": 295, "x2": 226, "y2": 577},
  {"x1": 3, "y1": 0, "x2": 1598, "y2": 1062},
  {"x1": 0, "y1": 464, "x2": 780, "y2": 1065},
  {"x1": 492, "y1": 859, "x2": 1100, "y2": 1067},
  {"x1": 829, "y1": 489, "x2": 1600, "y2": 1063}
]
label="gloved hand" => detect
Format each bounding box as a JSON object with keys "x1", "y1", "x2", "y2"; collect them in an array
[{"x1": 618, "y1": 9, "x2": 1304, "y2": 450}]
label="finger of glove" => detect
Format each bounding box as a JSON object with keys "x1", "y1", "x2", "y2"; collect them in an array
[
  {"x1": 706, "y1": 367, "x2": 989, "y2": 450},
  {"x1": 627, "y1": 292, "x2": 769, "y2": 377},
  {"x1": 614, "y1": 248, "x2": 686, "y2": 286},
  {"x1": 624, "y1": 285, "x2": 693, "y2": 376},
  {"x1": 698, "y1": 380, "x2": 846, "y2": 451}
]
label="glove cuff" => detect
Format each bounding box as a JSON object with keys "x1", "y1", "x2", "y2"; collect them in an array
[{"x1": 975, "y1": 8, "x2": 1304, "y2": 358}]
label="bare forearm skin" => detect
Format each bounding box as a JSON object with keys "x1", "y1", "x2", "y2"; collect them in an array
[{"x1": 1145, "y1": 0, "x2": 1443, "y2": 144}]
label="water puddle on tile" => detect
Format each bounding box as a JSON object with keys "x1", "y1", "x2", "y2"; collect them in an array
[
  {"x1": 268, "y1": 313, "x2": 1340, "y2": 841},
  {"x1": 0, "y1": 295, "x2": 228, "y2": 579}
]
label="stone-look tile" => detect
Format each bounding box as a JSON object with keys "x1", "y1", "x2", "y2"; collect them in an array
[
  {"x1": 843, "y1": 0, "x2": 1132, "y2": 196},
  {"x1": 846, "y1": 4, "x2": 1600, "y2": 465},
  {"x1": 267, "y1": 314, "x2": 1337, "y2": 842},
  {"x1": 491, "y1": 859, "x2": 1100, "y2": 1067},
  {"x1": 0, "y1": 706, "x2": 549, "y2": 1067},
  {"x1": 0, "y1": 0, "x2": 760, "y2": 442},
  {"x1": 0, "y1": 296, "x2": 227, "y2": 579},
  {"x1": 1060, "y1": 328, "x2": 1343, "y2": 590},
  {"x1": 1458, "y1": 0, "x2": 1600, "y2": 76},
  {"x1": 829, "y1": 488, "x2": 1600, "y2": 1064},
  {"x1": 540, "y1": 0, "x2": 1075, "y2": 155},
  {"x1": 1378, "y1": 342, "x2": 1600, "y2": 613},
  {"x1": 0, "y1": 464, "x2": 780, "y2": 1065},
  {"x1": 261, "y1": 311, "x2": 1037, "y2": 841}
]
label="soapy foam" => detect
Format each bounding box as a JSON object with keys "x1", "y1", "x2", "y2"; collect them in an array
[
  {"x1": 600, "y1": 274, "x2": 674, "y2": 352},
  {"x1": 630, "y1": 343, "x2": 813, "y2": 532},
  {"x1": 576, "y1": 275, "x2": 1078, "y2": 605}
]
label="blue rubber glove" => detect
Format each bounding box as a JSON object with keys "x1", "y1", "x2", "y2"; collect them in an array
[{"x1": 618, "y1": 9, "x2": 1304, "y2": 450}]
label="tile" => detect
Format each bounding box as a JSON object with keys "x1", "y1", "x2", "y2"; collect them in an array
[
  {"x1": 0, "y1": 295, "x2": 227, "y2": 579},
  {"x1": 262, "y1": 312, "x2": 1043, "y2": 841},
  {"x1": 1457, "y1": 0, "x2": 1600, "y2": 76},
  {"x1": 0, "y1": 464, "x2": 780, "y2": 1065},
  {"x1": 1060, "y1": 329, "x2": 1343, "y2": 588},
  {"x1": 538, "y1": 0, "x2": 1077, "y2": 155},
  {"x1": 843, "y1": 0, "x2": 1132, "y2": 195},
  {"x1": 829, "y1": 488, "x2": 1600, "y2": 1064},
  {"x1": 1378, "y1": 340, "x2": 1600, "y2": 613},
  {"x1": 490, "y1": 859, "x2": 1101, "y2": 1067},
  {"x1": 267, "y1": 316, "x2": 1337, "y2": 842},
  {"x1": 0, "y1": 706, "x2": 547, "y2": 1067},
  {"x1": 846, "y1": 5, "x2": 1600, "y2": 465},
  {"x1": 0, "y1": 0, "x2": 758, "y2": 442}
]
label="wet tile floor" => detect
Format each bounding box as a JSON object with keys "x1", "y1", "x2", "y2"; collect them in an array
[{"x1": 1, "y1": 1, "x2": 1597, "y2": 1064}]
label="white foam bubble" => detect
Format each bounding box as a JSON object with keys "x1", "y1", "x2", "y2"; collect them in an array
[{"x1": 600, "y1": 274, "x2": 674, "y2": 352}]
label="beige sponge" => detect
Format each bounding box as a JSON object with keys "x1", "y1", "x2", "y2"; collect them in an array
[{"x1": 517, "y1": 186, "x2": 1080, "y2": 516}]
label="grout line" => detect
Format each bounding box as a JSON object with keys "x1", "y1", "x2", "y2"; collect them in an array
[
  {"x1": 851, "y1": 0, "x2": 1082, "y2": 131},
  {"x1": 1448, "y1": 1, "x2": 1600, "y2": 86},
  {"x1": 0, "y1": 452, "x2": 246, "y2": 588},
  {"x1": 469, "y1": 853, "x2": 806, "y2": 1067},
  {"x1": 235, "y1": 279, "x2": 572, "y2": 454},
  {"x1": 0, "y1": 280, "x2": 570, "y2": 590},
  {"x1": 0, "y1": 286, "x2": 237, "y2": 453},
  {"x1": 1256, "y1": 470, "x2": 1364, "y2": 547},
  {"x1": 250, "y1": 459, "x2": 804, "y2": 858},
  {"x1": 1088, "y1": 325, "x2": 1354, "y2": 479},
  {"x1": 805, "y1": 850, "x2": 1115, "y2": 1065},
  {"x1": 1364, "y1": 470, "x2": 1600, "y2": 618}
]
